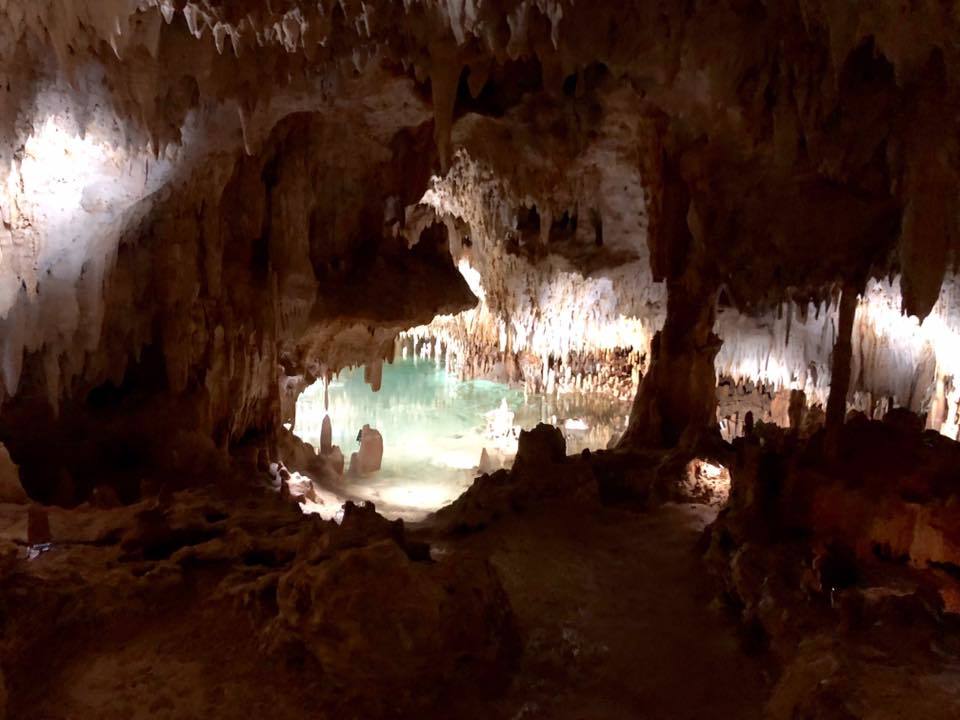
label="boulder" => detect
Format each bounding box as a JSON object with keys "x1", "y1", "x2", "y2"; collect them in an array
[
  {"x1": 272, "y1": 537, "x2": 516, "y2": 714},
  {"x1": 883, "y1": 406, "x2": 924, "y2": 434},
  {"x1": 769, "y1": 635, "x2": 960, "y2": 720},
  {"x1": 435, "y1": 469, "x2": 516, "y2": 530}
]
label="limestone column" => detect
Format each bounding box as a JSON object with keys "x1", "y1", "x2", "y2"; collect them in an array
[
  {"x1": 619, "y1": 149, "x2": 721, "y2": 449},
  {"x1": 825, "y1": 283, "x2": 859, "y2": 458}
]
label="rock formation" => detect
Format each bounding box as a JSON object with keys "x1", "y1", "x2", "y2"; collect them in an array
[
  {"x1": 356, "y1": 424, "x2": 384, "y2": 474},
  {"x1": 1, "y1": 1, "x2": 960, "y2": 717},
  {"x1": 0, "y1": 444, "x2": 26, "y2": 505}
]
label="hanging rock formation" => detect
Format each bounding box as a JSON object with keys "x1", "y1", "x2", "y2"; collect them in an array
[
  {"x1": 1, "y1": 3, "x2": 960, "y2": 716},
  {"x1": 1, "y1": 1, "x2": 960, "y2": 467}
]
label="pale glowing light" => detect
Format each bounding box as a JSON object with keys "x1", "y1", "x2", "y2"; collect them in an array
[
  {"x1": 484, "y1": 399, "x2": 519, "y2": 453},
  {"x1": 457, "y1": 258, "x2": 485, "y2": 301},
  {"x1": 856, "y1": 278, "x2": 960, "y2": 440},
  {"x1": 377, "y1": 483, "x2": 463, "y2": 511},
  {"x1": 715, "y1": 275, "x2": 960, "y2": 441},
  {"x1": 684, "y1": 459, "x2": 731, "y2": 506},
  {"x1": 2, "y1": 113, "x2": 132, "y2": 319},
  {"x1": 13, "y1": 115, "x2": 139, "y2": 232},
  {"x1": 564, "y1": 418, "x2": 589, "y2": 431},
  {"x1": 22, "y1": 119, "x2": 104, "y2": 207},
  {"x1": 279, "y1": 470, "x2": 348, "y2": 523},
  {"x1": 436, "y1": 451, "x2": 482, "y2": 470},
  {"x1": 699, "y1": 461, "x2": 726, "y2": 480},
  {"x1": 1, "y1": 98, "x2": 177, "y2": 401},
  {"x1": 27, "y1": 543, "x2": 54, "y2": 561},
  {"x1": 293, "y1": 359, "x2": 630, "y2": 520}
]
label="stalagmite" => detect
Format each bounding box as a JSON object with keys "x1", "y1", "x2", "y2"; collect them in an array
[
  {"x1": 347, "y1": 452, "x2": 361, "y2": 478},
  {"x1": 357, "y1": 424, "x2": 383, "y2": 474},
  {"x1": 320, "y1": 414, "x2": 332, "y2": 455},
  {"x1": 478, "y1": 447, "x2": 496, "y2": 475},
  {"x1": 328, "y1": 446, "x2": 345, "y2": 476},
  {"x1": 825, "y1": 283, "x2": 860, "y2": 457},
  {"x1": 788, "y1": 390, "x2": 806, "y2": 430}
]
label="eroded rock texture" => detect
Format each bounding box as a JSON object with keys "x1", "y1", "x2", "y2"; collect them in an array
[
  {"x1": 2, "y1": 2, "x2": 960, "y2": 718},
  {"x1": 0, "y1": 487, "x2": 516, "y2": 718},
  {"x1": 0, "y1": 63, "x2": 474, "y2": 504},
  {"x1": 3, "y1": 0, "x2": 960, "y2": 463},
  {"x1": 707, "y1": 414, "x2": 960, "y2": 718}
]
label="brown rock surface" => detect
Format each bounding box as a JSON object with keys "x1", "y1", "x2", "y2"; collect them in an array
[
  {"x1": 0, "y1": 445, "x2": 26, "y2": 504},
  {"x1": 2, "y1": 3, "x2": 960, "y2": 718}
]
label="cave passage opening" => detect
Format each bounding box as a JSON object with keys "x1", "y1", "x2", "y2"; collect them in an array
[{"x1": 292, "y1": 349, "x2": 632, "y2": 520}]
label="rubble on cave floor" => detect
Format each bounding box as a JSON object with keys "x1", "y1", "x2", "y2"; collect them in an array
[
  {"x1": 2, "y1": 415, "x2": 960, "y2": 718},
  {"x1": 0, "y1": 457, "x2": 769, "y2": 720},
  {"x1": 0, "y1": 484, "x2": 516, "y2": 720}
]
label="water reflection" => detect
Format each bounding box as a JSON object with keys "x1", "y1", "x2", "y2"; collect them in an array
[{"x1": 294, "y1": 358, "x2": 630, "y2": 520}]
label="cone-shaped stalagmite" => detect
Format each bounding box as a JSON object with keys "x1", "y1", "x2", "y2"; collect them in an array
[
  {"x1": 825, "y1": 283, "x2": 860, "y2": 458},
  {"x1": 320, "y1": 414, "x2": 332, "y2": 455}
]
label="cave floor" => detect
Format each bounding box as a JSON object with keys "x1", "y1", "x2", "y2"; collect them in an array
[
  {"x1": 1, "y1": 497, "x2": 769, "y2": 719},
  {"x1": 433, "y1": 503, "x2": 770, "y2": 720}
]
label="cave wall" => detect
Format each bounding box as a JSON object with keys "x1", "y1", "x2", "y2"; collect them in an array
[
  {"x1": 402, "y1": 74, "x2": 662, "y2": 400},
  {"x1": 2, "y1": 1, "x2": 960, "y2": 475},
  {"x1": 0, "y1": 64, "x2": 474, "y2": 503},
  {"x1": 716, "y1": 275, "x2": 960, "y2": 434}
]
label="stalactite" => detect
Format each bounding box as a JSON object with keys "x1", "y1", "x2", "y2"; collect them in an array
[
  {"x1": 364, "y1": 360, "x2": 384, "y2": 392},
  {"x1": 428, "y1": 42, "x2": 461, "y2": 174},
  {"x1": 710, "y1": 272, "x2": 960, "y2": 440},
  {"x1": 898, "y1": 53, "x2": 955, "y2": 320}
]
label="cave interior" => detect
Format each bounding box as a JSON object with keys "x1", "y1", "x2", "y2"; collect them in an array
[{"x1": 1, "y1": 2, "x2": 960, "y2": 718}]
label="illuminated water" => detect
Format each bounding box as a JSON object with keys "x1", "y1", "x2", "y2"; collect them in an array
[{"x1": 294, "y1": 358, "x2": 630, "y2": 520}]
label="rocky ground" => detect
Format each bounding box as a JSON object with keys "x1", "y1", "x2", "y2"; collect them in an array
[
  {"x1": 1, "y1": 420, "x2": 959, "y2": 719},
  {"x1": 0, "y1": 495, "x2": 764, "y2": 719}
]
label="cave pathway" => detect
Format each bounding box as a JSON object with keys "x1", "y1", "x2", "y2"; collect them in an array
[{"x1": 441, "y1": 503, "x2": 770, "y2": 719}]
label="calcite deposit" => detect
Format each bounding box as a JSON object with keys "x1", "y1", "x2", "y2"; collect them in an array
[{"x1": 2, "y1": 1, "x2": 960, "y2": 718}]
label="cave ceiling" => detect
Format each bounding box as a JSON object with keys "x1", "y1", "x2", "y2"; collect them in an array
[{"x1": 0, "y1": 0, "x2": 958, "y2": 462}]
